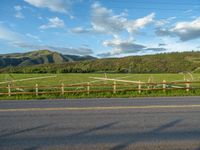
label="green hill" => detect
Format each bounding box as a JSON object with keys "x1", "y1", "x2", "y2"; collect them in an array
[
  {"x1": 0, "y1": 50, "x2": 96, "y2": 68},
  {"x1": 1, "y1": 51, "x2": 200, "y2": 73}
]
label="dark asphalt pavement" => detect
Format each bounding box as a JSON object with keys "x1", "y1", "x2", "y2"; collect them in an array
[{"x1": 0, "y1": 97, "x2": 200, "y2": 150}]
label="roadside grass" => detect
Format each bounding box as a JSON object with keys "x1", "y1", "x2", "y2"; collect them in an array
[{"x1": 1, "y1": 89, "x2": 200, "y2": 100}]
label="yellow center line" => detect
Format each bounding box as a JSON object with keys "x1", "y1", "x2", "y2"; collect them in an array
[{"x1": 0, "y1": 104, "x2": 200, "y2": 112}]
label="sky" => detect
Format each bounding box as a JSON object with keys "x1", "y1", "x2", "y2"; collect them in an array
[{"x1": 0, "y1": 0, "x2": 200, "y2": 57}]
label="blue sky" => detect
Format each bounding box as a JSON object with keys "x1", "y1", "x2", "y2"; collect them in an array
[{"x1": 0, "y1": 0, "x2": 200, "y2": 57}]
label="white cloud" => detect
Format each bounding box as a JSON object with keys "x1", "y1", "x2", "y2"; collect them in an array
[
  {"x1": 184, "y1": 9, "x2": 193, "y2": 14},
  {"x1": 91, "y1": 2, "x2": 126, "y2": 37},
  {"x1": 39, "y1": 17, "x2": 65, "y2": 29},
  {"x1": 125, "y1": 13, "x2": 155, "y2": 33},
  {"x1": 0, "y1": 24, "x2": 91, "y2": 55},
  {"x1": 15, "y1": 43, "x2": 93, "y2": 55},
  {"x1": 38, "y1": 16, "x2": 43, "y2": 20},
  {"x1": 102, "y1": 38, "x2": 144, "y2": 55},
  {"x1": 0, "y1": 25, "x2": 24, "y2": 43},
  {"x1": 71, "y1": 2, "x2": 162, "y2": 57},
  {"x1": 161, "y1": 37, "x2": 199, "y2": 52},
  {"x1": 24, "y1": 0, "x2": 72, "y2": 14},
  {"x1": 98, "y1": 38, "x2": 166, "y2": 57},
  {"x1": 92, "y1": 3, "x2": 155, "y2": 36},
  {"x1": 145, "y1": 47, "x2": 166, "y2": 51},
  {"x1": 156, "y1": 17, "x2": 200, "y2": 41},
  {"x1": 158, "y1": 43, "x2": 167, "y2": 46},
  {"x1": 14, "y1": 5, "x2": 25, "y2": 19},
  {"x1": 72, "y1": 3, "x2": 155, "y2": 37},
  {"x1": 14, "y1": 5, "x2": 22, "y2": 11},
  {"x1": 15, "y1": 12, "x2": 24, "y2": 19},
  {"x1": 70, "y1": 27, "x2": 93, "y2": 33},
  {"x1": 155, "y1": 16, "x2": 176, "y2": 26},
  {"x1": 26, "y1": 33, "x2": 41, "y2": 42}
]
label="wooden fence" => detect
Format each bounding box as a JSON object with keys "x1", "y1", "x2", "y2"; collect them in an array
[{"x1": 0, "y1": 81, "x2": 200, "y2": 96}]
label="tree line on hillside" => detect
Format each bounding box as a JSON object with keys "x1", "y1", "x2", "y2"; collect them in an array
[{"x1": 1, "y1": 51, "x2": 200, "y2": 73}]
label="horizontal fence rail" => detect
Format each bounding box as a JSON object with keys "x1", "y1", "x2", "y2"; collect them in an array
[{"x1": 0, "y1": 81, "x2": 200, "y2": 96}]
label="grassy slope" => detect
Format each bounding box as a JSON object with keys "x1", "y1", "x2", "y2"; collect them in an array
[
  {"x1": 0, "y1": 50, "x2": 96, "y2": 68},
  {"x1": 0, "y1": 50, "x2": 64, "y2": 67},
  {"x1": 3, "y1": 51, "x2": 200, "y2": 73}
]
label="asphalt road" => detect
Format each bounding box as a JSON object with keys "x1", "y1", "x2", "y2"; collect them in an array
[{"x1": 1, "y1": 97, "x2": 200, "y2": 150}]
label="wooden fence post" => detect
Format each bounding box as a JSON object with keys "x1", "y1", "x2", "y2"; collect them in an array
[
  {"x1": 163, "y1": 80, "x2": 166, "y2": 92},
  {"x1": 186, "y1": 80, "x2": 190, "y2": 92},
  {"x1": 35, "y1": 84, "x2": 38, "y2": 96},
  {"x1": 138, "y1": 81, "x2": 141, "y2": 94},
  {"x1": 87, "y1": 82, "x2": 90, "y2": 94},
  {"x1": 113, "y1": 81, "x2": 116, "y2": 94},
  {"x1": 61, "y1": 83, "x2": 64, "y2": 95},
  {"x1": 147, "y1": 84, "x2": 150, "y2": 89},
  {"x1": 8, "y1": 84, "x2": 11, "y2": 96}
]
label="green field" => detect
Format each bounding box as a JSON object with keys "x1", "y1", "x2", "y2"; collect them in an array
[
  {"x1": 0, "y1": 73, "x2": 200, "y2": 100},
  {"x1": 1, "y1": 73, "x2": 199, "y2": 86}
]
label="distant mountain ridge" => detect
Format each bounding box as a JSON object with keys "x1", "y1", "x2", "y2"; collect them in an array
[{"x1": 0, "y1": 50, "x2": 96, "y2": 68}]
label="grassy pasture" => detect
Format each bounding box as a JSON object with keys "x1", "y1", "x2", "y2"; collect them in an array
[
  {"x1": 0, "y1": 73, "x2": 200, "y2": 100},
  {"x1": 1, "y1": 73, "x2": 199, "y2": 86}
]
